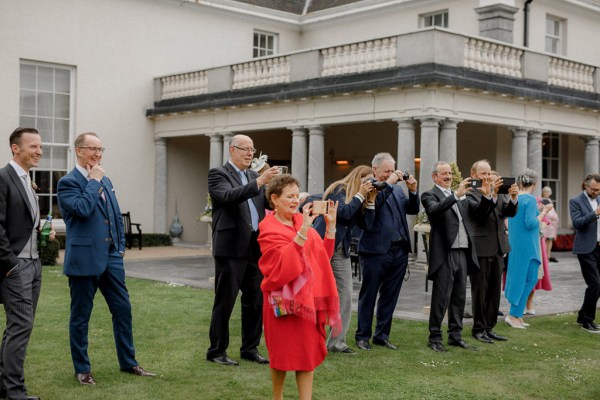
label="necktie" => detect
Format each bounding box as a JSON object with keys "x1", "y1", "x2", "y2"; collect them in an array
[
  {"x1": 238, "y1": 170, "x2": 259, "y2": 231},
  {"x1": 21, "y1": 174, "x2": 38, "y2": 220}
]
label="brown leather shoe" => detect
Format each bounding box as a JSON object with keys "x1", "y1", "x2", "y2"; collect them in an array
[
  {"x1": 122, "y1": 365, "x2": 157, "y2": 377},
  {"x1": 76, "y1": 372, "x2": 96, "y2": 385}
]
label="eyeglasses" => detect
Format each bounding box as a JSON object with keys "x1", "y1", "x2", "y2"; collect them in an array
[
  {"x1": 78, "y1": 146, "x2": 106, "y2": 153},
  {"x1": 232, "y1": 145, "x2": 256, "y2": 154}
]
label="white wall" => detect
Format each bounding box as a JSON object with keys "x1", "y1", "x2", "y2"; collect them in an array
[{"x1": 0, "y1": 0, "x2": 301, "y2": 232}]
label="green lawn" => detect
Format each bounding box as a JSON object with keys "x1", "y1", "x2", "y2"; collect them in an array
[{"x1": 6, "y1": 267, "x2": 600, "y2": 400}]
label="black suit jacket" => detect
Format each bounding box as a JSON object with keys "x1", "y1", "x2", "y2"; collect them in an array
[
  {"x1": 208, "y1": 162, "x2": 267, "y2": 259},
  {"x1": 0, "y1": 164, "x2": 37, "y2": 275},
  {"x1": 466, "y1": 191, "x2": 517, "y2": 257},
  {"x1": 421, "y1": 186, "x2": 489, "y2": 280}
]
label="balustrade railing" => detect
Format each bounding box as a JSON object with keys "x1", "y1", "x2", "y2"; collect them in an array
[
  {"x1": 548, "y1": 58, "x2": 595, "y2": 92},
  {"x1": 160, "y1": 71, "x2": 207, "y2": 100},
  {"x1": 464, "y1": 38, "x2": 523, "y2": 78},
  {"x1": 321, "y1": 37, "x2": 397, "y2": 76},
  {"x1": 232, "y1": 56, "x2": 290, "y2": 89}
]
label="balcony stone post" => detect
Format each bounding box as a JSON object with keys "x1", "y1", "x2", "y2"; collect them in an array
[
  {"x1": 290, "y1": 127, "x2": 308, "y2": 191},
  {"x1": 154, "y1": 136, "x2": 167, "y2": 234}
]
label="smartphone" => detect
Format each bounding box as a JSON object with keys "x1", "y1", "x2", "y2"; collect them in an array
[
  {"x1": 497, "y1": 177, "x2": 516, "y2": 194},
  {"x1": 274, "y1": 166, "x2": 288, "y2": 174},
  {"x1": 312, "y1": 200, "x2": 328, "y2": 215},
  {"x1": 541, "y1": 198, "x2": 552, "y2": 205},
  {"x1": 470, "y1": 179, "x2": 482, "y2": 188}
]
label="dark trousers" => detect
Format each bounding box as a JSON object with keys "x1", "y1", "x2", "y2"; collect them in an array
[
  {"x1": 429, "y1": 249, "x2": 468, "y2": 343},
  {"x1": 576, "y1": 246, "x2": 600, "y2": 324},
  {"x1": 470, "y1": 255, "x2": 503, "y2": 334},
  {"x1": 0, "y1": 259, "x2": 41, "y2": 400},
  {"x1": 207, "y1": 254, "x2": 263, "y2": 358},
  {"x1": 355, "y1": 244, "x2": 408, "y2": 342},
  {"x1": 68, "y1": 249, "x2": 137, "y2": 374}
]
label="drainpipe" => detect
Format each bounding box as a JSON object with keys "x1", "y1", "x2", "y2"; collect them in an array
[{"x1": 524, "y1": 0, "x2": 533, "y2": 47}]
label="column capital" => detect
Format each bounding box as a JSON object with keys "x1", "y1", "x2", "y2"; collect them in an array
[
  {"x1": 584, "y1": 136, "x2": 600, "y2": 145},
  {"x1": 393, "y1": 118, "x2": 415, "y2": 129},
  {"x1": 220, "y1": 131, "x2": 234, "y2": 139},
  {"x1": 416, "y1": 116, "x2": 444, "y2": 128},
  {"x1": 288, "y1": 126, "x2": 307, "y2": 136},
  {"x1": 441, "y1": 118, "x2": 463, "y2": 128},
  {"x1": 528, "y1": 130, "x2": 543, "y2": 139},
  {"x1": 307, "y1": 125, "x2": 325, "y2": 135},
  {"x1": 509, "y1": 126, "x2": 529, "y2": 137},
  {"x1": 154, "y1": 136, "x2": 167, "y2": 146}
]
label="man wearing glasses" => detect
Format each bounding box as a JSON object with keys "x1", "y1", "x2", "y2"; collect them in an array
[
  {"x1": 569, "y1": 174, "x2": 600, "y2": 333},
  {"x1": 206, "y1": 134, "x2": 279, "y2": 365},
  {"x1": 57, "y1": 132, "x2": 156, "y2": 385}
]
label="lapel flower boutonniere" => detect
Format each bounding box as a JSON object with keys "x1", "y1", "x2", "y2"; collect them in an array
[{"x1": 31, "y1": 181, "x2": 39, "y2": 192}]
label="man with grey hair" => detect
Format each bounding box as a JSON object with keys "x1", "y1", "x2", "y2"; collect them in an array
[
  {"x1": 421, "y1": 161, "x2": 492, "y2": 352},
  {"x1": 355, "y1": 152, "x2": 419, "y2": 351},
  {"x1": 207, "y1": 134, "x2": 280, "y2": 365}
]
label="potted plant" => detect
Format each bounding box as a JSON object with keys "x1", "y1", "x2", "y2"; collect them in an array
[{"x1": 197, "y1": 194, "x2": 213, "y2": 223}]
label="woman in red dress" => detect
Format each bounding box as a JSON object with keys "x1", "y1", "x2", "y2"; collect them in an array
[{"x1": 258, "y1": 174, "x2": 341, "y2": 400}]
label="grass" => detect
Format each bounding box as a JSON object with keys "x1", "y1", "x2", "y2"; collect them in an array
[{"x1": 5, "y1": 267, "x2": 600, "y2": 400}]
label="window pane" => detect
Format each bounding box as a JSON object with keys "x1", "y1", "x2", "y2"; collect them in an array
[
  {"x1": 267, "y1": 35, "x2": 273, "y2": 50},
  {"x1": 260, "y1": 34, "x2": 266, "y2": 48},
  {"x1": 424, "y1": 16, "x2": 432, "y2": 27},
  {"x1": 38, "y1": 195, "x2": 51, "y2": 219},
  {"x1": 19, "y1": 116, "x2": 35, "y2": 128},
  {"x1": 37, "y1": 92, "x2": 53, "y2": 117},
  {"x1": 54, "y1": 119, "x2": 69, "y2": 143},
  {"x1": 551, "y1": 160, "x2": 558, "y2": 178},
  {"x1": 50, "y1": 196, "x2": 62, "y2": 218},
  {"x1": 36, "y1": 117, "x2": 53, "y2": 143},
  {"x1": 20, "y1": 64, "x2": 36, "y2": 90},
  {"x1": 35, "y1": 171, "x2": 51, "y2": 194},
  {"x1": 55, "y1": 69, "x2": 70, "y2": 93},
  {"x1": 253, "y1": 34, "x2": 259, "y2": 47},
  {"x1": 20, "y1": 90, "x2": 36, "y2": 115},
  {"x1": 546, "y1": 18, "x2": 554, "y2": 34},
  {"x1": 253, "y1": 48, "x2": 259, "y2": 58},
  {"x1": 37, "y1": 66, "x2": 54, "y2": 91},
  {"x1": 38, "y1": 147, "x2": 51, "y2": 169},
  {"x1": 52, "y1": 171, "x2": 67, "y2": 194},
  {"x1": 551, "y1": 138, "x2": 559, "y2": 157},
  {"x1": 55, "y1": 93, "x2": 69, "y2": 118},
  {"x1": 53, "y1": 146, "x2": 68, "y2": 169}
]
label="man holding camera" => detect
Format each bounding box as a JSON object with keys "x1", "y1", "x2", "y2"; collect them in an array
[
  {"x1": 355, "y1": 152, "x2": 419, "y2": 351},
  {"x1": 466, "y1": 160, "x2": 518, "y2": 344}
]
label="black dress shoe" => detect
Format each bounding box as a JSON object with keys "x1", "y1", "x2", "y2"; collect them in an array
[
  {"x1": 241, "y1": 353, "x2": 269, "y2": 364},
  {"x1": 428, "y1": 341, "x2": 447, "y2": 352},
  {"x1": 207, "y1": 355, "x2": 239, "y2": 365},
  {"x1": 448, "y1": 339, "x2": 478, "y2": 351},
  {"x1": 581, "y1": 322, "x2": 600, "y2": 333},
  {"x1": 372, "y1": 339, "x2": 398, "y2": 350},
  {"x1": 472, "y1": 332, "x2": 494, "y2": 344},
  {"x1": 486, "y1": 330, "x2": 508, "y2": 341},
  {"x1": 25, "y1": 397, "x2": 40, "y2": 400},
  {"x1": 356, "y1": 340, "x2": 371, "y2": 350}
]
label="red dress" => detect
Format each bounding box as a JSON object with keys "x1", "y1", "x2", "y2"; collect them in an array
[{"x1": 258, "y1": 213, "x2": 340, "y2": 371}]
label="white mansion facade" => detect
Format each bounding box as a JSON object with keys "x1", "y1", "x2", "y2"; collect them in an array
[{"x1": 2, "y1": 0, "x2": 599, "y2": 244}]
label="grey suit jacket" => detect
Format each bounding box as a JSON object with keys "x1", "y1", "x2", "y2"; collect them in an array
[
  {"x1": 0, "y1": 164, "x2": 37, "y2": 276},
  {"x1": 570, "y1": 191, "x2": 599, "y2": 255}
]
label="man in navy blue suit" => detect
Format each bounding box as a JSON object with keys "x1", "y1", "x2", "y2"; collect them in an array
[
  {"x1": 355, "y1": 152, "x2": 419, "y2": 350},
  {"x1": 569, "y1": 174, "x2": 600, "y2": 333},
  {"x1": 58, "y1": 132, "x2": 156, "y2": 385}
]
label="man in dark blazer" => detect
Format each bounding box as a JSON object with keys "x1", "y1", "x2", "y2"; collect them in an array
[
  {"x1": 0, "y1": 127, "x2": 49, "y2": 400},
  {"x1": 57, "y1": 132, "x2": 155, "y2": 385},
  {"x1": 569, "y1": 174, "x2": 600, "y2": 333},
  {"x1": 206, "y1": 134, "x2": 279, "y2": 365},
  {"x1": 466, "y1": 161, "x2": 518, "y2": 344},
  {"x1": 355, "y1": 152, "x2": 419, "y2": 351},
  {"x1": 421, "y1": 161, "x2": 492, "y2": 352}
]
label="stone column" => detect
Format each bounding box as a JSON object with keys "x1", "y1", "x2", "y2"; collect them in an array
[
  {"x1": 584, "y1": 136, "x2": 600, "y2": 177},
  {"x1": 154, "y1": 137, "x2": 167, "y2": 234},
  {"x1": 528, "y1": 130, "x2": 544, "y2": 197},
  {"x1": 439, "y1": 119, "x2": 462, "y2": 164},
  {"x1": 510, "y1": 127, "x2": 528, "y2": 177},
  {"x1": 394, "y1": 118, "x2": 416, "y2": 177},
  {"x1": 417, "y1": 117, "x2": 442, "y2": 186},
  {"x1": 307, "y1": 125, "x2": 325, "y2": 194},
  {"x1": 208, "y1": 133, "x2": 223, "y2": 169},
  {"x1": 290, "y1": 127, "x2": 308, "y2": 191},
  {"x1": 221, "y1": 132, "x2": 233, "y2": 165}
]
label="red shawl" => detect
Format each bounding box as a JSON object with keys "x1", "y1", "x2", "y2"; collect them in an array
[{"x1": 258, "y1": 213, "x2": 342, "y2": 335}]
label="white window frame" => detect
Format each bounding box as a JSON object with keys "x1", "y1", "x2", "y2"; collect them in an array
[
  {"x1": 545, "y1": 15, "x2": 565, "y2": 55},
  {"x1": 542, "y1": 132, "x2": 561, "y2": 218},
  {"x1": 253, "y1": 30, "x2": 278, "y2": 58},
  {"x1": 420, "y1": 10, "x2": 449, "y2": 28},
  {"x1": 19, "y1": 59, "x2": 75, "y2": 219}
]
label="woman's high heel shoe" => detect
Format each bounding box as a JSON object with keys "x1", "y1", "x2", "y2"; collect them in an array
[{"x1": 505, "y1": 315, "x2": 526, "y2": 329}]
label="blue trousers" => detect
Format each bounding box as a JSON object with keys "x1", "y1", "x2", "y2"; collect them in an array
[
  {"x1": 68, "y1": 249, "x2": 137, "y2": 373},
  {"x1": 355, "y1": 245, "x2": 408, "y2": 342},
  {"x1": 509, "y1": 260, "x2": 539, "y2": 318}
]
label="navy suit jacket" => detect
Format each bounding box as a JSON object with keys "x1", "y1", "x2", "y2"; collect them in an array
[
  {"x1": 208, "y1": 162, "x2": 267, "y2": 259},
  {"x1": 569, "y1": 192, "x2": 599, "y2": 255},
  {"x1": 0, "y1": 164, "x2": 38, "y2": 275},
  {"x1": 58, "y1": 168, "x2": 125, "y2": 276},
  {"x1": 358, "y1": 183, "x2": 419, "y2": 255}
]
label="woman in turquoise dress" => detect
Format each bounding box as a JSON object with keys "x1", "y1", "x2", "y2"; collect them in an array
[{"x1": 505, "y1": 169, "x2": 554, "y2": 329}]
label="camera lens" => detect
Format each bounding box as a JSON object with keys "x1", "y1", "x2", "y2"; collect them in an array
[{"x1": 402, "y1": 172, "x2": 410, "y2": 181}]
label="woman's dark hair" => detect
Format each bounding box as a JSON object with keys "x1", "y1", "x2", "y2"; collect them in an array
[{"x1": 266, "y1": 174, "x2": 300, "y2": 209}]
